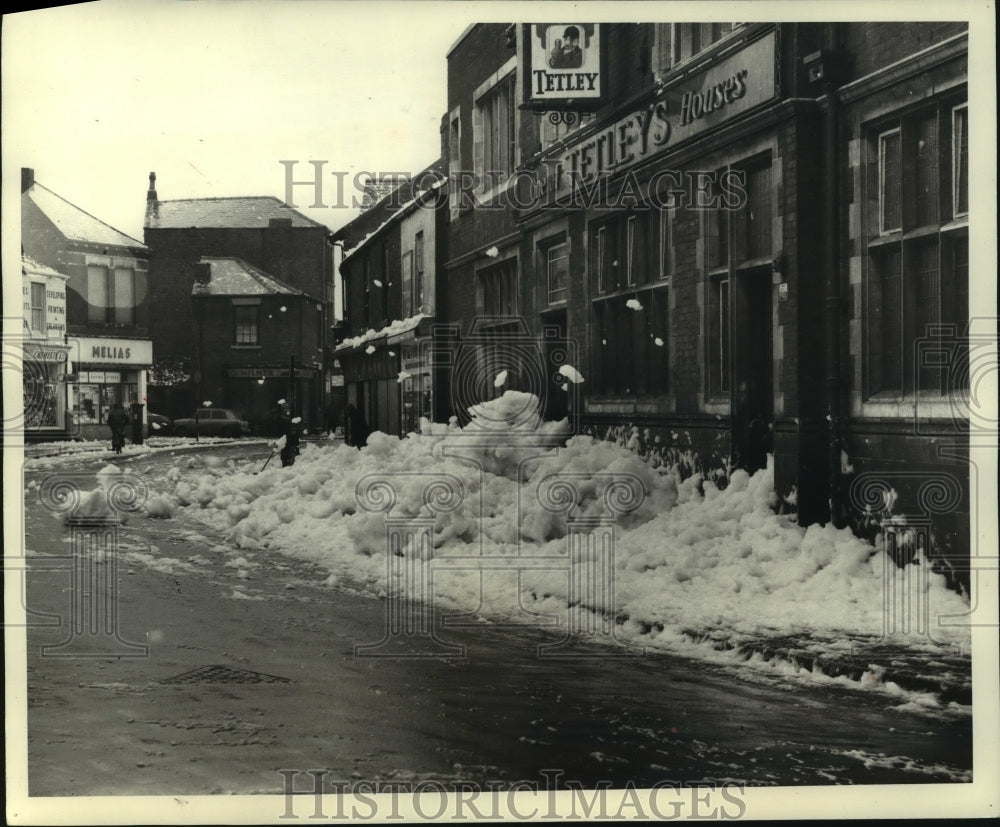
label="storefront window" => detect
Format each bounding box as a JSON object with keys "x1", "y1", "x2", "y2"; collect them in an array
[{"x1": 72, "y1": 379, "x2": 138, "y2": 425}]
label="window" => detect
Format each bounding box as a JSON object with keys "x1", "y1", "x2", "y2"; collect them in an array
[
  {"x1": 590, "y1": 213, "x2": 667, "y2": 395},
  {"x1": 592, "y1": 289, "x2": 670, "y2": 396},
  {"x1": 866, "y1": 98, "x2": 969, "y2": 397},
  {"x1": 380, "y1": 244, "x2": 390, "y2": 324},
  {"x1": 87, "y1": 265, "x2": 109, "y2": 324},
  {"x1": 87, "y1": 264, "x2": 135, "y2": 325},
  {"x1": 704, "y1": 155, "x2": 771, "y2": 400},
  {"x1": 659, "y1": 208, "x2": 674, "y2": 280},
  {"x1": 113, "y1": 268, "x2": 135, "y2": 325},
  {"x1": 414, "y1": 231, "x2": 425, "y2": 313},
  {"x1": 591, "y1": 213, "x2": 650, "y2": 295},
  {"x1": 653, "y1": 23, "x2": 744, "y2": 75},
  {"x1": 30, "y1": 282, "x2": 45, "y2": 333},
  {"x1": 479, "y1": 259, "x2": 517, "y2": 318},
  {"x1": 545, "y1": 239, "x2": 569, "y2": 304},
  {"x1": 234, "y1": 305, "x2": 259, "y2": 345},
  {"x1": 708, "y1": 277, "x2": 730, "y2": 396},
  {"x1": 362, "y1": 258, "x2": 372, "y2": 329},
  {"x1": 477, "y1": 258, "x2": 519, "y2": 394},
  {"x1": 878, "y1": 129, "x2": 902, "y2": 234},
  {"x1": 596, "y1": 226, "x2": 609, "y2": 293},
  {"x1": 448, "y1": 107, "x2": 462, "y2": 215},
  {"x1": 401, "y1": 250, "x2": 414, "y2": 316},
  {"x1": 953, "y1": 104, "x2": 968, "y2": 217},
  {"x1": 475, "y1": 70, "x2": 516, "y2": 190}
]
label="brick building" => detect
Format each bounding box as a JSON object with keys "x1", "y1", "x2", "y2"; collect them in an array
[
  {"x1": 143, "y1": 173, "x2": 335, "y2": 422},
  {"x1": 332, "y1": 165, "x2": 447, "y2": 436},
  {"x1": 430, "y1": 22, "x2": 971, "y2": 584},
  {"x1": 327, "y1": 22, "x2": 972, "y2": 584},
  {"x1": 21, "y1": 168, "x2": 153, "y2": 441},
  {"x1": 189, "y1": 258, "x2": 324, "y2": 433}
]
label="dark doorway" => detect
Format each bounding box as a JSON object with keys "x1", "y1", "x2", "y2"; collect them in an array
[
  {"x1": 541, "y1": 311, "x2": 569, "y2": 422},
  {"x1": 730, "y1": 267, "x2": 773, "y2": 472}
]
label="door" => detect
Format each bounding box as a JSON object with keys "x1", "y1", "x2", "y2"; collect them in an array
[{"x1": 730, "y1": 267, "x2": 773, "y2": 473}]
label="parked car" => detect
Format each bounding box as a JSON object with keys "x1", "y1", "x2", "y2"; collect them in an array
[
  {"x1": 146, "y1": 411, "x2": 172, "y2": 434},
  {"x1": 172, "y1": 408, "x2": 250, "y2": 438}
]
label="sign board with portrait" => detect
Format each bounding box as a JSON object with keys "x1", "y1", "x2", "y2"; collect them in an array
[{"x1": 522, "y1": 23, "x2": 605, "y2": 110}]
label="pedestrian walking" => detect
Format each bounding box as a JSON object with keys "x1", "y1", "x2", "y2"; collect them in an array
[
  {"x1": 280, "y1": 405, "x2": 301, "y2": 467},
  {"x1": 343, "y1": 403, "x2": 369, "y2": 448},
  {"x1": 106, "y1": 402, "x2": 130, "y2": 454}
]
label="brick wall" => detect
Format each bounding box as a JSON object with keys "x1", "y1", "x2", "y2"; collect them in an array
[
  {"x1": 145, "y1": 225, "x2": 328, "y2": 358},
  {"x1": 842, "y1": 22, "x2": 968, "y2": 80}
]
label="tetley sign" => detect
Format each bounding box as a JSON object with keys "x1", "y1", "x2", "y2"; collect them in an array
[{"x1": 547, "y1": 31, "x2": 776, "y2": 196}]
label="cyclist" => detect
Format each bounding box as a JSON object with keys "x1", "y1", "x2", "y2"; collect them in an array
[{"x1": 106, "y1": 402, "x2": 130, "y2": 454}]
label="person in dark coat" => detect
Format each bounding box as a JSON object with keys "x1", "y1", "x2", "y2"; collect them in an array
[
  {"x1": 343, "y1": 403, "x2": 369, "y2": 448},
  {"x1": 106, "y1": 402, "x2": 130, "y2": 449},
  {"x1": 279, "y1": 405, "x2": 301, "y2": 467}
]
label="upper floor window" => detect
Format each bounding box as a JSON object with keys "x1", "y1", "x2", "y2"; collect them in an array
[
  {"x1": 414, "y1": 231, "x2": 426, "y2": 313},
  {"x1": 652, "y1": 23, "x2": 745, "y2": 77},
  {"x1": 952, "y1": 104, "x2": 968, "y2": 217},
  {"x1": 234, "y1": 304, "x2": 259, "y2": 345},
  {"x1": 448, "y1": 107, "x2": 462, "y2": 216},
  {"x1": 474, "y1": 68, "x2": 517, "y2": 191},
  {"x1": 87, "y1": 264, "x2": 134, "y2": 325},
  {"x1": 30, "y1": 282, "x2": 46, "y2": 333}
]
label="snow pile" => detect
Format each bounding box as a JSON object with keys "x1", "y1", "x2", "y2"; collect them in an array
[
  {"x1": 62, "y1": 464, "x2": 125, "y2": 524},
  {"x1": 334, "y1": 314, "x2": 427, "y2": 352},
  {"x1": 161, "y1": 392, "x2": 970, "y2": 654},
  {"x1": 144, "y1": 494, "x2": 176, "y2": 519}
]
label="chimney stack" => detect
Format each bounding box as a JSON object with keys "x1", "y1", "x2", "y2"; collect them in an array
[
  {"x1": 193, "y1": 261, "x2": 212, "y2": 285},
  {"x1": 147, "y1": 172, "x2": 157, "y2": 202},
  {"x1": 21, "y1": 168, "x2": 34, "y2": 193}
]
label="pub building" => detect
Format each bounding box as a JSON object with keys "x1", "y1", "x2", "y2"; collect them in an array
[{"x1": 433, "y1": 22, "x2": 971, "y2": 584}]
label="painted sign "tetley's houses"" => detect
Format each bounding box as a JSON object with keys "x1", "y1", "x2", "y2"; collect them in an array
[{"x1": 548, "y1": 31, "x2": 776, "y2": 195}]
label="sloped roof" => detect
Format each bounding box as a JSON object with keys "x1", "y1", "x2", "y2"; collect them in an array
[
  {"x1": 22, "y1": 255, "x2": 68, "y2": 279},
  {"x1": 330, "y1": 158, "x2": 447, "y2": 250},
  {"x1": 24, "y1": 183, "x2": 146, "y2": 249},
  {"x1": 191, "y1": 257, "x2": 311, "y2": 298},
  {"x1": 146, "y1": 196, "x2": 326, "y2": 230}
]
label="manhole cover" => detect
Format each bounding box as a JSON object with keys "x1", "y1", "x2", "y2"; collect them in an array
[{"x1": 161, "y1": 665, "x2": 291, "y2": 685}]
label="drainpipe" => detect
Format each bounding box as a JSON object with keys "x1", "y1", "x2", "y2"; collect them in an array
[{"x1": 822, "y1": 30, "x2": 845, "y2": 528}]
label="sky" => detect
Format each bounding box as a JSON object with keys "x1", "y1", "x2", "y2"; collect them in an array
[
  {"x1": 3, "y1": 0, "x2": 471, "y2": 240},
  {"x1": 4, "y1": 0, "x2": 993, "y2": 244}
]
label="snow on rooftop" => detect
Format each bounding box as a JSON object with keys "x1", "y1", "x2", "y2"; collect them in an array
[{"x1": 334, "y1": 313, "x2": 428, "y2": 352}]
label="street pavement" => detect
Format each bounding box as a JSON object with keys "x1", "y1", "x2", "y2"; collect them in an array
[{"x1": 14, "y1": 442, "x2": 973, "y2": 796}]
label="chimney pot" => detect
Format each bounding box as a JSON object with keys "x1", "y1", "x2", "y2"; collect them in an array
[{"x1": 147, "y1": 171, "x2": 158, "y2": 202}]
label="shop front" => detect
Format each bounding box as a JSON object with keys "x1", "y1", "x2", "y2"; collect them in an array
[
  {"x1": 22, "y1": 341, "x2": 71, "y2": 440},
  {"x1": 67, "y1": 336, "x2": 153, "y2": 441}
]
